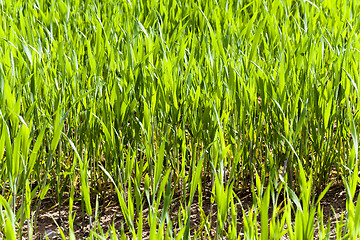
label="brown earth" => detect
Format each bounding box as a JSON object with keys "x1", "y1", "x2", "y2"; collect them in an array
[{"x1": 19, "y1": 181, "x2": 359, "y2": 240}]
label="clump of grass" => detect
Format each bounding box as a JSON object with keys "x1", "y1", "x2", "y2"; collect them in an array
[{"x1": 0, "y1": 0, "x2": 360, "y2": 239}]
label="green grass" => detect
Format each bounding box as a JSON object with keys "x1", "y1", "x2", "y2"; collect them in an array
[{"x1": 1, "y1": 0, "x2": 360, "y2": 239}]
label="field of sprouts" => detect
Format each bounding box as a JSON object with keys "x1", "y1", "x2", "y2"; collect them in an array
[{"x1": 1, "y1": 0, "x2": 360, "y2": 239}]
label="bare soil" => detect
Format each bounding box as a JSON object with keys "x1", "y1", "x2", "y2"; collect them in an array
[{"x1": 22, "y1": 183, "x2": 358, "y2": 239}]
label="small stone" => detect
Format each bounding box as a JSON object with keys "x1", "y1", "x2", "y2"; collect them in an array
[{"x1": 42, "y1": 229, "x2": 59, "y2": 239}]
